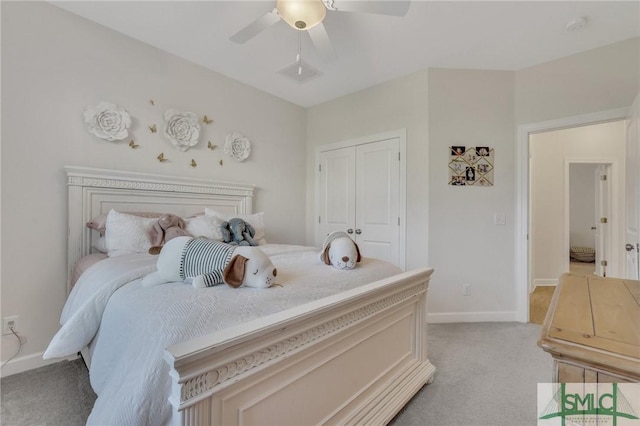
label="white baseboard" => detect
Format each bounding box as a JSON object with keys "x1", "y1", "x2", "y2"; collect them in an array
[
  {"x1": 531, "y1": 278, "x2": 558, "y2": 293},
  {"x1": 426, "y1": 310, "x2": 518, "y2": 323},
  {"x1": 1, "y1": 351, "x2": 78, "y2": 378}
]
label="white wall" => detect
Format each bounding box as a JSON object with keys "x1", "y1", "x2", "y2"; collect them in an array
[
  {"x1": 516, "y1": 37, "x2": 639, "y2": 125},
  {"x1": 306, "y1": 70, "x2": 430, "y2": 271},
  {"x1": 428, "y1": 69, "x2": 516, "y2": 322},
  {"x1": 530, "y1": 121, "x2": 626, "y2": 285},
  {"x1": 305, "y1": 38, "x2": 638, "y2": 324},
  {"x1": 570, "y1": 164, "x2": 598, "y2": 249},
  {"x1": 1, "y1": 2, "x2": 307, "y2": 375}
]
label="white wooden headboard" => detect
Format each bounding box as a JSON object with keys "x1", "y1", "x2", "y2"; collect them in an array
[{"x1": 65, "y1": 166, "x2": 255, "y2": 290}]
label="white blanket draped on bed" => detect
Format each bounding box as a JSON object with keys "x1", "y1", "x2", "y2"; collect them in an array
[{"x1": 46, "y1": 244, "x2": 402, "y2": 426}]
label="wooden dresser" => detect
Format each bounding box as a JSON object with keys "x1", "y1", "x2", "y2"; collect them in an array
[{"x1": 538, "y1": 273, "x2": 640, "y2": 383}]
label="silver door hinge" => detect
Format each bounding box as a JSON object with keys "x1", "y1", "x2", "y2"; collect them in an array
[
  {"x1": 318, "y1": 216, "x2": 321, "y2": 224},
  {"x1": 398, "y1": 217, "x2": 400, "y2": 226},
  {"x1": 398, "y1": 152, "x2": 400, "y2": 161},
  {"x1": 318, "y1": 164, "x2": 322, "y2": 172},
  {"x1": 600, "y1": 217, "x2": 608, "y2": 224},
  {"x1": 600, "y1": 260, "x2": 608, "y2": 266},
  {"x1": 601, "y1": 174, "x2": 607, "y2": 181}
]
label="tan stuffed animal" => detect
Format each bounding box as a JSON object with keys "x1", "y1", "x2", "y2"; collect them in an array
[{"x1": 148, "y1": 213, "x2": 190, "y2": 254}]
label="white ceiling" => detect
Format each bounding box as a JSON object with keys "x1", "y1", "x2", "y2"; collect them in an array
[{"x1": 52, "y1": 1, "x2": 640, "y2": 108}]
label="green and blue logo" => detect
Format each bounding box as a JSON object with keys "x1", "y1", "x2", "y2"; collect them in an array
[{"x1": 538, "y1": 383, "x2": 640, "y2": 425}]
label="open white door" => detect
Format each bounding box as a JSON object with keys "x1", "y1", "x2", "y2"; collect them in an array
[
  {"x1": 625, "y1": 94, "x2": 640, "y2": 280},
  {"x1": 594, "y1": 165, "x2": 610, "y2": 277}
]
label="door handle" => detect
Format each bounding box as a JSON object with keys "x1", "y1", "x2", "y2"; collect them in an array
[
  {"x1": 355, "y1": 229, "x2": 362, "y2": 235},
  {"x1": 626, "y1": 243, "x2": 636, "y2": 252},
  {"x1": 347, "y1": 228, "x2": 353, "y2": 234}
]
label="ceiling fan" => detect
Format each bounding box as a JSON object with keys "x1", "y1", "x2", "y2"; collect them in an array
[{"x1": 229, "y1": 0, "x2": 410, "y2": 62}]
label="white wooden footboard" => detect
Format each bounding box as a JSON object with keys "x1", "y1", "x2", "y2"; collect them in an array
[{"x1": 164, "y1": 267, "x2": 435, "y2": 426}]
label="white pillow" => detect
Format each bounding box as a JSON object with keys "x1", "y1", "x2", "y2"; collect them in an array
[
  {"x1": 185, "y1": 214, "x2": 224, "y2": 241},
  {"x1": 104, "y1": 210, "x2": 157, "y2": 257},
  {"x1": 204, "y1": 209, "x2": 265, "y2": 242},
  {"x1": 92, "y1": 236, "x2": 108, "y2": 253}
]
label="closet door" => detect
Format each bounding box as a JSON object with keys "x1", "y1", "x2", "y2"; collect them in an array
[
  {"x1": 317, "y1": 137, "x2": 401, "y2": 268},
  {"x1": 355, "y1": 138, "x2": 400, "y2": 266},
  {"x1": 317, "y1": 147, "x2": 356, "y2": 241}
]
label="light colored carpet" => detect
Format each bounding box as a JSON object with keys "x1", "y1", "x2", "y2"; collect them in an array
[
  {"x1": 1, "y1": 322, "x2": 551, "y2": 426},
  {"x1": 1, "y1": 358, "x2": 95, "y2": 426},
  {"x1": 390, "y1": 322, "x2": 551, "y2": 426}
]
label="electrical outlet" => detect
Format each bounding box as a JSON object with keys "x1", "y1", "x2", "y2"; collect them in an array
[
  {"x1": 463, "y1": 284, "x2": 471, "y2": 296},
  {"x1": 3, "y1": 316, "x2": 19, "y2": 335}
]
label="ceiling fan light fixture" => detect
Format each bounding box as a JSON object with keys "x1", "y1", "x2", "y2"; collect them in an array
[{"x1": 277, "y1": 0, "x2": 327, "y2": 30}]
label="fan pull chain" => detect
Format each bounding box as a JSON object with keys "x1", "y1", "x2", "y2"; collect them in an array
[{"x1": 297, "y1": 31, "x2": 302, "y2": 76}]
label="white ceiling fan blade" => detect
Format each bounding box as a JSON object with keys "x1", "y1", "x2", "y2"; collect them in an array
[
  {"x1": 229, "y1": 9, "x2": 280, "y2": 44},
  {"x1": 327, "y1": 0, "x2": 410, "y2": 17},
  {"x1": 307, "y1": 23, "x2": 337, "y2": 62}
]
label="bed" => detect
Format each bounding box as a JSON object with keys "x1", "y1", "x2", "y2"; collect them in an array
[{"x1": 47, "y1": 166, "x2": 436, "y2": 426}]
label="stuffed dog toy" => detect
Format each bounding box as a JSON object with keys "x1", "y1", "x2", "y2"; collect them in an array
[
  {"x1": 320, "y1": 231, "x2": 361, "y2": 270},
  {"x1": 221, "y1": 218, "x2": 258, "y2": 246},
  {"x1": 148, "y1": 213, "x2": 191, "y2": 253},
  {"x1": 141, "y1": 236, "x2": 277, "y2": 288}
]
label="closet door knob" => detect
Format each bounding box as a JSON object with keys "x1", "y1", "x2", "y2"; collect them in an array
[
  {"x1": 355, "y1": 229, "x2": 362, "y2": 235},
  {"x1": 347, "y1": 229, "x2": 353, "y2": 234}
]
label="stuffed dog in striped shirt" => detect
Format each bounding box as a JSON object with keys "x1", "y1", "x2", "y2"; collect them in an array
[{"x1": 141, "y1": 236, "x2": 277, "y2": 289}]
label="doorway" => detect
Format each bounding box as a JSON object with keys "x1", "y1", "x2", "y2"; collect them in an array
[
  {"x1": 529, "y1": 122, "x2": 623, "y2": 295},
  {"x1": 515, "y1": 108, "x2": 630, "y2": 322},
  {"x1": 567, "y1": 162, "x2": 610, "y2": 278}
]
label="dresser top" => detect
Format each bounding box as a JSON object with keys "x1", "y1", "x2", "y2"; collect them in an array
[{"x1": 538, "y1": 273, "x2": 640, "y2": 377}]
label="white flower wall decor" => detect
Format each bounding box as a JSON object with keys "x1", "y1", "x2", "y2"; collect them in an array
[
  {"x1": 163, "y1": 109, "x2": 201, "y2": 152},
  {"x1": 224, "y1": 132, "x2": 251, "y2": 162},
  {"x1": 84, "y1": 102, "x2": 131, "y2": 141}
]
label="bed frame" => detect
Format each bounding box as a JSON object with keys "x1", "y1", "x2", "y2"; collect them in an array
[{"x1": 65, "y1": 166, "x2": 436, "y2": 426}]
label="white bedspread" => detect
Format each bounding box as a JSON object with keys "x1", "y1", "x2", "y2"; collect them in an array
[{"x1": 47, "y1": 244, "x2": 401, "y2": 426}]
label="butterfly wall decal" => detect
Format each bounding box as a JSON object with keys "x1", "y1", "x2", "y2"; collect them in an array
[
  {"x1": 128, "y1": 140, "x2": 139, "y2": 149},
  {"x1": 208, "y1": 141, "x2": 217, "y2": 150},
  {"x1": 203, "y1": 115, "x2": 213, "y2": 124},
  {"x1": 148, "y1": 124, "x2": 157, "y2": 133},
  {"x1": 149, "y1": 99, "x2": 156, "y2": 106},
  {"x1": 190, "y1": 159, "x2": 197, "y2": 168},
  {"x1": 157, "y1": 153, "x2": 168, "y2": 162}
]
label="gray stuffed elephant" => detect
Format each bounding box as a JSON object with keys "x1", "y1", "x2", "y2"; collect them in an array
[{"x1": 221, "y1": 218, "x2": 258, "y2": 246}]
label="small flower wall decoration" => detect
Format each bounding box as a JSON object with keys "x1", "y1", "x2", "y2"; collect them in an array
[
  {"x1": 163, "y1": 109, "x2": 201, "y2": 152},
  {"x1": 84, "y1": 102, "x2": 131, "y2": 141},
  {"x1": 224, "y1": 132, "x2": 251, "y2": 162}
]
